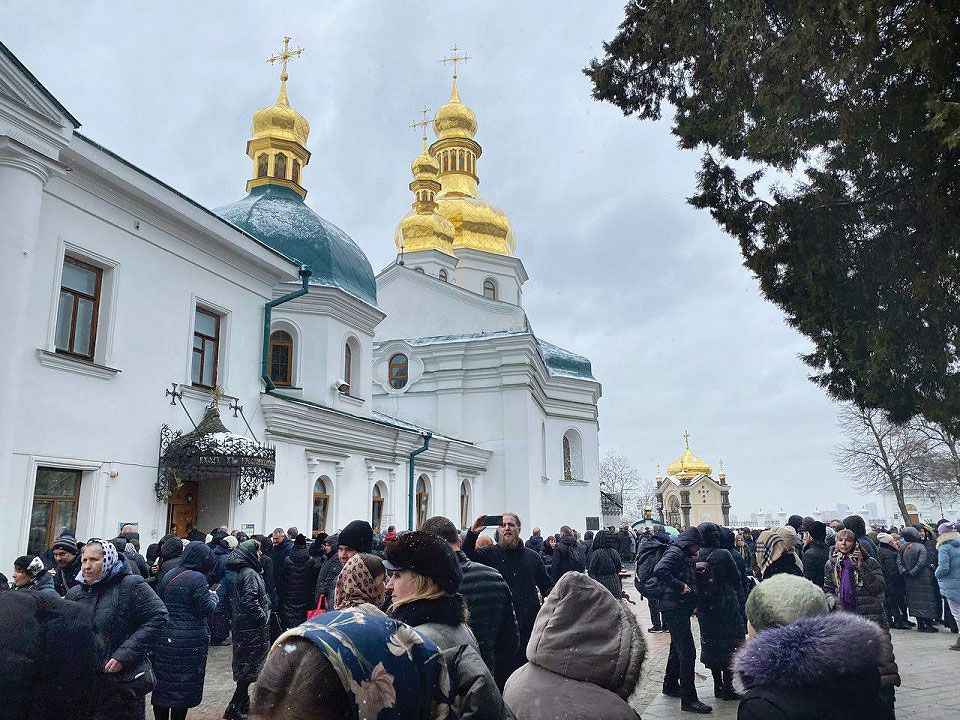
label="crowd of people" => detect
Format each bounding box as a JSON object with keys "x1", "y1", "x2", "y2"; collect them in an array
[{"x1": 0, "y1": 511, "x2": 957, "y2": 720}]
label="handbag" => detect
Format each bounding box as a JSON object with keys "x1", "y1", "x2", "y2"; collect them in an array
[
  {"x1": 306, "y1": 593, "x2": 327, "y2": 620},
  {"x1": 116, "y1": 655, "x2": 155, "y2": 695}
]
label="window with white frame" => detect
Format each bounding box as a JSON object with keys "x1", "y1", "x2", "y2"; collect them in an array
[{"x1": 562, "y1": 429, "x2": 583, "y2": 483}]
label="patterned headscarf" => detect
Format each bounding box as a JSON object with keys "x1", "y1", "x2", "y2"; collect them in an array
[
  {"x1": 754, "y1": 527, "x2": 803, "y2": 577},
  {"x1": 335, "y1": 554, "x2": 386, "y2": 611},
  {"x1": 276, "y1": 610, "x2": 453, "y2": 719},
  {"x1": 77, "y1": 538, "x2": 123, "y2": 585}
]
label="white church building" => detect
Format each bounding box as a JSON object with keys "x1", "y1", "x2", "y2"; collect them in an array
[{"x1": 0, "y1": 39, "x2": 601, "y2": 563}]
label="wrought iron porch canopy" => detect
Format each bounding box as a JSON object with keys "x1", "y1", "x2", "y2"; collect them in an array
[{"x1": 156, "y1": 402, "x2": 275, "y2": 504}]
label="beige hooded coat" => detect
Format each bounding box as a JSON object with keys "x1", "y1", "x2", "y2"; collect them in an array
[{"x1": 503, "y1": 571, "x2": 645, "y2": 720}]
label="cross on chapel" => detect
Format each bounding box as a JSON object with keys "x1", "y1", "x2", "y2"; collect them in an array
[
  {"x1": 268, "y1": 36, "x2": 304, "y2": 80},
  {"x1": 439, "y1": 45, "x2": 471, "y2": 78}
]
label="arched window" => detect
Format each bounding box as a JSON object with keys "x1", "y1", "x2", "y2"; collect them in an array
[
  {"x1": 414, "y1": 267, "x2": 425, "y2": 274},
  {"x1": 442, "y1": 152, "x2": 449, "y2": 172},
  {"x1": 668, "y1": 496, "x2": 682, "y2": 528},
  {"x1": 458, "y1": 149, "x2": 465, "y2": 170},
  {"x1": 482, "y1": 278, "x2": 498, "y2": 300},
  {"x1": 562, "y1": 429, "x2": 583, "y2": 483},
  {"x1": 292, "y1": 158, "x2": 301, "y2": 184},
  {"x1": 371, "y1": 482, "x2": 386, "y2": 532},
  {"x1": 459, "y1": 481, "x2": 471, "y2": 529},
  {"x1": 541, "y1": 422, "x2": 547, "y2": 477},
  {"x1": 274, "y1": 153, "x2": 287, "y2": 179},
  {"x1": 257, "y1": 153, "x2": 268, "y2": 178},
  {"x1": 312, "y1": 477, "x2": 330, "y2": 535},
  {"x1": 343, "y1": 342, "x2": 353, "y2": 393},
  {"x1": 438, "y1": 269, "x2": 448, "y2": 282},
  {"x1": 416, "y1": 475, "x2": 429, "y2": 529},
  {"x1": 388, "y1": 353, "x2": 409, "y2": 389},
  {"x1": 269, "y1": 330, "x2": 293, "y2": 386}
]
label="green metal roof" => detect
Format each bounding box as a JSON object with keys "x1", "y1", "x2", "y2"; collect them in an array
[{"x1": 215, "y1": 185, "x2": 377, "y2": 306}]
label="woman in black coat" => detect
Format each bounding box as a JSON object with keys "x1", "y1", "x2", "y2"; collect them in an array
[
  {"x1": 151, "y1": 542, "x2": 219, "y2": 720},
  {"x1": 150, "y1": 537, "x2": 184, "y2": 590},
  {"x1": 66, "y1": 539, "x2": 168, "y2": 720},
  {"x1": 279, "y1": 534, "x2": 318, "y2": 629},
  {"x1": 877, "y1": 534, "x2": 909, "y2": 628},
  {"x1": 697, "y1": 522, "x2": 746, "y2": 701},
  {"x1": 224, "y1": 540, "x2": 270, "y2": 720},
  {"x1": 898, "y1": 527, "x2": 939, "y2": 630},
  {"x1": 586, "y1": 530, "x2": 622, "y2": 598}
]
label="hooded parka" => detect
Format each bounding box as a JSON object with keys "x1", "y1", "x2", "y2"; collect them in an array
[
  {"x1": 503, "y1": 572, "x2": 646, "y2": 720},
  {"x1": 935, "y1": 530, "x2": 960, "y2": 601},
  {"x1": 226, "y1": 544, "x2": 270, "y2": 683},
  {"x1": 150, "y1": 541, "x2": 219, "y2": 709},
  {"x1": 696, "y1": 522, "x2": 746, "y2": 669},
  {"x1": 897, "y1": 527, "x2": 938, "y2": 619},
  {"x1": 279, "y1": 540, "x2": 319, "y2": 628}
]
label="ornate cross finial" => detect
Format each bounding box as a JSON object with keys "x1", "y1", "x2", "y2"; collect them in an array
[
  {"x1": 656, "y1": 462, "x2": 662, "y2": 477},
  {"x1": 410, "y1": 106, "x2": 432, "y2": 148},
  {"x1": 439, "y1": 45, "x2": 471, "y2": 79},
  {"x1": 683, "y1": 430, "x2": 691, "y2": 449},
  {"x1": 268, "y1": 36, "x2": 304, "y2": 81},
  {"x1": 229, "y1": 398, "x2": 243, "y2": 418},
  {"x1": 719, "y1": 458, "x2": 725, "y2": 472},
  {"x1": 164, "y1": 383, "x2": 182, "y2": 406}
]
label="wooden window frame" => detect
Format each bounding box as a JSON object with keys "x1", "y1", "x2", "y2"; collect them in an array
[
  {"x1": 29, "y1": 467, "x2": 81, "y2": 555},
  {"x1": 371, "y1": 485, "x2": 384, "y2": 532},
  {"x1": 482, "y1": 278, "x2": 497, "y2": 300},
  {"x1": 192, "y1": 307, "x2": 221, "y2": 389},
  {"x1": 269, "y1": 330, "x2": 293, "y2": 387},
  {"x1": 56, "y1": 256, "x2": 102, "y2": 360},
  {"x1": 388, "y1": 353, "x2": 409, "y2": 389},
  {"x1": 312, "y1": 478, "x2": 329, "y2": 536},
  {"x1": 415, "y1": 476, "x2": 429, "y2": 530}
]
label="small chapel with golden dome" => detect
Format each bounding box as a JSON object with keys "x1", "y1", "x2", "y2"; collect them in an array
[{"x1": 656, "y1": 432, "x2": 732, "y2": 528}]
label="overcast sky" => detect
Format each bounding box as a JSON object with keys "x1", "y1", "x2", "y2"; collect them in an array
[{"x1": 3, "y1": 1, "x2": 879, "y2": 517}]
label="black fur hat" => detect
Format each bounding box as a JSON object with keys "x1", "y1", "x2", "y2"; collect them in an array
[
  {"x1": 383, "y1": 531, "x2": 462, "y2": 594},
  {"x1": 339, "y1": 520, "x2": 374, "y2": 553}
]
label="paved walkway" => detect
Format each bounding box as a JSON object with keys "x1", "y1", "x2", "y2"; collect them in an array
[{"x1": 180, "y1": 581, "x2": 956, "y2": 719}]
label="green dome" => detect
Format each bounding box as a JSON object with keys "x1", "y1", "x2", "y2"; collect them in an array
[{"x1": 215, "y1": 185, "x2": 377, "y2": 306}]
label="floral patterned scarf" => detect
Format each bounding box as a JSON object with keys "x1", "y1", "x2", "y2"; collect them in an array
[
  {"x1": 335, "y1": 553, "x2": 386, "y2": 610},
  {"x1": 277, "y1": 610, "x2": 454, "y2": 719}
]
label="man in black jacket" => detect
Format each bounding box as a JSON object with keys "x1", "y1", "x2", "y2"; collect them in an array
[
  {"x1": 801, "y1": 520, "x2": 830, "y2": 590},
  {"x1": 636, "y1": 528, "x2": 671, "y2": 632},
  {"x1": 464, "y1": 513, "x2": 553, "y2": 674},
  {"x1": 653, "y1": 526, "x2": 711, "y2": 714},
  {"x1": 422, "y1": 516, "x2": 520, "y2": 687},
  {"x1": 550, "y1": 525, "x2": 586, "y2": 583}
]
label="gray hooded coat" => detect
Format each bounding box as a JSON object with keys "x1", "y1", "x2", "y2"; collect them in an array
[{"x1": 503, "y1": 572, "x2": 646, "y2": 720}]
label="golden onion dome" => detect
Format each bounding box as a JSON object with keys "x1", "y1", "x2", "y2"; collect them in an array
[
  {"x1": 435, "y1": 195, "x2": 516, "y2": 256},
  {"x1": 251, "y1": 80, "x2": 310, "y2": 146},
  {"x1": 433, "y1": 77, "x2": 477, "y2": 140},
  {"x1": 395, "y1": 211, "x2": 456, "y2": 254},
  {"x1": 411, "y1": 149, "x2": 440, "y2": 178},
  {"x1": 666, "y1": 447, "x2": 713, "y2": 481}
]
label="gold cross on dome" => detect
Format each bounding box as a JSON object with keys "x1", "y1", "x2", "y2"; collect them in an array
[
  {"x1": 439, "y1": 45, "x2": 471, "y2": 79},
  {"x1": 268, "y1": 36, "x2": 304, "y2": 80},
  {"x1": 410, "y1": 106, "x2": 432, "y2": 147},
  {"x1": 683, "y1": 430, "x2": 691, "y2": 448}
]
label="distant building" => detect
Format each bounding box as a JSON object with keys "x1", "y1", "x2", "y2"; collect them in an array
[{"x1": 655, "y1": 433, "x2": 731, "y2": 527}]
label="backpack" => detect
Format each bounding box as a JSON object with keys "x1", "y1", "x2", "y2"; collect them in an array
[
  {"x1": 635, "y1": 542, "x2": 667, "y2": 598},
  {"x1": 695, "y1": 560, "x2": 719, "y2": 599}
]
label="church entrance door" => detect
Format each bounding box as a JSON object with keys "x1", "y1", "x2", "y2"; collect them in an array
[{"x1": 167, "y1": 481, "x2": 198, "y2": 538}]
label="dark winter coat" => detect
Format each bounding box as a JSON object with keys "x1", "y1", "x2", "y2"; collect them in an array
[
  {"x1": 456, "y1": 550, "x2": 520, "y2": 686},
  {"x1": 734, "y1": 613, "x2": 894, "y2": 720},
  {"x1": 823, "y1": 554, "x2": 899, "y2": 688},
  {"x1": 0, "y1": 589, "x2": 99, "y2": 720},
  {"x1": 260, "y1": 552, "x2": 279, "y2": 611},
  {"x1": 800, "y1": 541, "x2": 829, "y2": 590},
  {"x1": 549, "y1": 535, "x2": 586, "y2": 583},
  {"x1": 464, "y1": 529, "x2": 553, "y2": 645},
  {"x1": 877, "y1": 542, "x2": 904, "y2": 613},
  {"x1": 150, "y1": 537, "x2": 184, "y2": 589},
  {"x1": 762, "y1": 553, "x2": 803, "y2": 581},
  {"x1": 268, "y1": 537, "x2": 293, "y2": 588},
  {"x1": 586, "y1": 531, "x2": 622, "y2": 599},
  {"x1": 279, "y1": 545, "x2": 319, "y2": 628},
  {"x1": 635, "y1": 532, "x2": 671, "y2": 604},
  {"x1": 390, "y1": 594, "x2": 508, "y2": 720},
  {"x1": 696, "y1": 522, "x2": 746, "y2": 669},
  {"x1": 897, "y1": 527, "x2": 938, "y2": 619},
  {"x1": 53, "y1": 554, "x2": 82, "y2": 597},
  {"x1": 19, "y1": 571, "x2": 61, "y2": 602},
  {"x1": 226, "y1": 546, "x2": 270, "y2": 683},
  {"x1": 524, "y1": 534, "x2": 545, "y2": 553},
  {"x1": 151, "y1": 542, "x2": 219, "y2": 709},
  {"x1": 66, "y1": 563, "x2": 168, "y2": 708},
  {"x1": 314, "y1": 553, "x2": 342, "y2": 610},
  {"x1": 652, "y1": 528, "x2": 701, "y2": 612}
]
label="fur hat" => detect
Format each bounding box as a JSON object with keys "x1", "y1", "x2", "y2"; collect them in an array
[
  {"x1": 745, "y1": 574, "x2": 828, "y2": 632},
  {"x1": 383, "y1": 530, "x2": 462, "y2": 594},
  {"x1": 787, "y1": 514, "x2": 804, "y2": 531},
  {"x1": 938, "y1": 522, "x2": 957, "y2": 536},
  {"x1": 841, "y1": 514, "x2": 867, "y2": 538},
  {"x1": 221, "y1": 535, "x2": 238, "y2": 550},
  {"x1": 806, "y1": 521, "x2": 826, "y2": 543},
  {"x1": 51, "y1": 533, "x2": 79, "y2": 555},
  {"x1": 877, "y1": 532, "x2": 895, "y2": 546},
  {"x1": 339, "y1": 520, "x2": 374, "y2": 554},
  {"x1": 293, "y1": 533, "x2": 307, "y2": 548}
]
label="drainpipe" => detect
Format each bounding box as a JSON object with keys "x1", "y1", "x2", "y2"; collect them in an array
[
  {"x1": 261, "y1": 266, "x2": 311, "y2": 391},
  {"x1": 407, "y1": 431, "x2": 432, "y2": 530}
]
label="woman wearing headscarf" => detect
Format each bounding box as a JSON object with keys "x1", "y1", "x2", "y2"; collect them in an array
[
  {"x1": 224, "y1": 539, "x2": 270, "y2": 720},
  {"x1": 12, "y1": 555, "x2": 60, "y2": 601},
  {"x1": 66, "y1": 538, "x2": 168, "y2": 720},
  {"x1": 586, "y1": 529, "x2": 623, "y2": 599},
  {"x1": 898, "y1": 526, "x2": 939, "y2": 631},
  {"x1": 753, "y1": 527, "x2": 803, "y2": 580},
  {"x1": 824, "y1": 528, "x2": 900, "y2": 710},
  {"x1": 696, "y1": 522, "x2": 746, "y2": 701},
  {"x1": 385, "y1": 531, "x2": 509, "y2": 720},
  {"x1": 150, "y1": 541, "x2": 219, "y2": 720},
  {"x1": 252, "y1": 610, "x2": 454, "y2": 720},
  {"x1": 334, "y1": 552, "x2": 387, "y2": 615}
]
